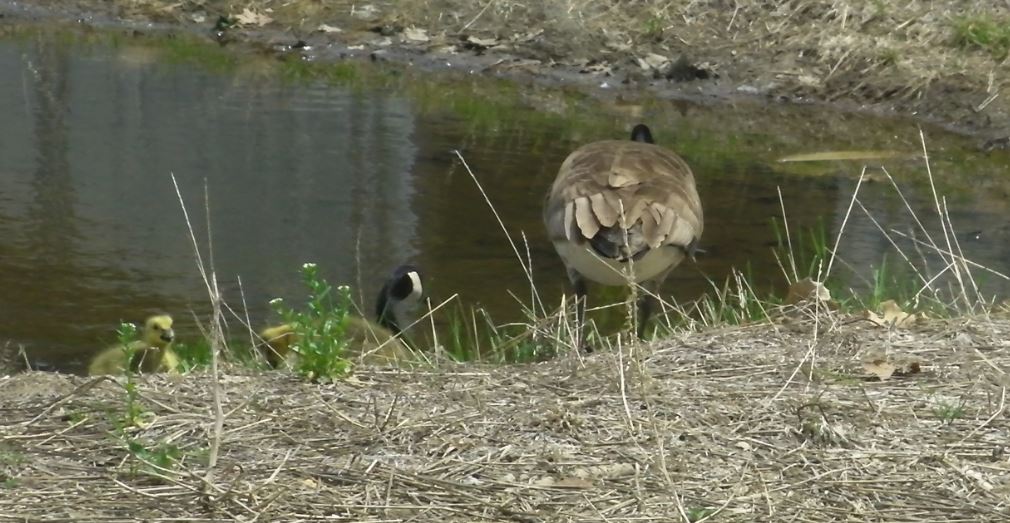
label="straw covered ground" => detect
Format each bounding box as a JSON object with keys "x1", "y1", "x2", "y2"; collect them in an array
[{"x1": 3, "y1": 312, "x2": 1010, "y2": 521}]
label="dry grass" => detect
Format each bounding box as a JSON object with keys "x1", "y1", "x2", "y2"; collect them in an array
[{"x1": 3, "y1": 312, "x2": 1010, "y2": 521}]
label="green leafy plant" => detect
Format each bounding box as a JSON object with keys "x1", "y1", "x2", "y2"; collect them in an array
[
  {"x1": 270, "y1": 263, "x2": 353, "y2": 381},
  {"x1": 128, "y1": 439, "x2": 181, "y2": 470},
  {"x1": 114, "y1": 322, "x2": 148, "y2": 429},
  {"x1": 123, "y1": 438, "x2": 185, "y2": 479}
]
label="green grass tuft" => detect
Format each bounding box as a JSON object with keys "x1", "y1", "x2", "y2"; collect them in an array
[{"x1": 952, "y1": 17, "x2": 1010, "y2": 60}]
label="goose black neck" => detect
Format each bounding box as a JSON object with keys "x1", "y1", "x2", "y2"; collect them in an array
[
  {"x1": 375, "y1": 285, "x2": 402, "y2": 335},
  {"x1": 630, "y1": 124, "x2": 654, "y2": 144}
]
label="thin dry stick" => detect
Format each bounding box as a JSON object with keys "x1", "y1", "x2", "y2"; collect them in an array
[
  {"x1": 614, "y1": 335, "x2": 636, "y2": 433},
  {"x1": 235, "y1": 276, "x2": 262, "y2": 365},
  {"x1": 942, "y1": 197, "x2": 984, "y2": 310},
  {"x1": 919, "y1": 129, "x2": 968, "y2": 303},
  {"x1": 170, "y1": 173, "x2": 225, "y2": 488},
  {"x1": 777, "y1": 186, "x2": 799, "y2": 283},
  {"x1": 854, "y1": 200, "x2": 930, "y2": 285},
  {"x1": 948, "y1": 386, "x2": 1005, "y2": 453},
  {"x1": 618, "y1": 199, "x2": 640, "y2": 340},
  {"x1": 520, "y1": 231, "x2": 539, "y2": 323},
  {"x1": 470, "y1": 307, "x2": 481, "y2": 359},
  {"x1": 425, "y1": 296, "x2": 442, "y2": 364},
  {"x1": 824, "y1": 166, "x2": 866, "y2": 280},
  {"x1": 359, "y1": 294, "x2": 459, "y2": 361},
  {"x1": 461, "y1": 0, "x2": 496, "y2": 31},
  {"x1": 888, "y1": 228, "x2": 1010, "y2": 282},
  {"x1": 880, "y1": 166, "x2": 941, "y2": 254},
  {"x1": 735, "y1": 268, "x2": 776, "y2": 328},
  {"x1": 454, "y1": 150, "x2": 544, "y2": 316},
  {"x1": 203, "y1": 181, "x2": 227, "y2": 488}
]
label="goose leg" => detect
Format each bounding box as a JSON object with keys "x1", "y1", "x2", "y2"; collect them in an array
[
  {"x1": 567, "y1": 268, "x2": 591, "y2": 352},
  {"x1": 637, "y1": 268, "x2": 672, "y2": 339}
]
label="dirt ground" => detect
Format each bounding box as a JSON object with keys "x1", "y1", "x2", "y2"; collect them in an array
[
  {"x1": 6, "y1": 0, "x2": 1010, "y2": 147},
  {"x1": 3, "y1": 312, "x2": 1010, "y2": 521}
]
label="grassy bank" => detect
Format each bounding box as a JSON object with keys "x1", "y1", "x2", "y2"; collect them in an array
[{"x1": 8, "y1": 0, "x2": 1010, "y2": 142}]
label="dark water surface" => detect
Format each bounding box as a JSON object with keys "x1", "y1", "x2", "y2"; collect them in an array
[{"x1": 2, "y1": 27, "x2": 1009, "y2": 372}]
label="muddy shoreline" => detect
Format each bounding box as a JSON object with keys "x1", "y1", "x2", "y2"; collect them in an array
[{"x1": 3, "y1": 1, "x2": 1010, "y2": 148}]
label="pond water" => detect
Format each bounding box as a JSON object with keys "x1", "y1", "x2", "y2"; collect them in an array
[{"x1": 2, "y1": 26, "x2": 1009, "y2": 373}]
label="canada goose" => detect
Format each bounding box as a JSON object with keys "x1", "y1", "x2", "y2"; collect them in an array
[
  {"x1": 261, "y1": 264, "x2": 424, "y2": 367},
  {"x1": 88, "y1": 314, "x2": 180, "y2": 375},
  {"x1": 543, "y1": 123, "x2": 703, "y2": 344}
]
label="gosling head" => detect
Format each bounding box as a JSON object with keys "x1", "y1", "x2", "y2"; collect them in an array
[{"x1": 142, "y1": 314, "x2": 175, "y2": 348}]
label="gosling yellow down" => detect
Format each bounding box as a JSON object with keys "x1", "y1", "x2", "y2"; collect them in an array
[
  {"x1": 88, "y1": 314, "x2": 180, "y2": 375},
  {"x1": 543, "y1": 123, "x2": 703, "y2": 345},
  {"x1": 261, "y1": 264, "x2": 424, "y2": 367}
]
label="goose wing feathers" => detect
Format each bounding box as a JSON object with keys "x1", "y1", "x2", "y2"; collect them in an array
[{"x1": 545, "y1": 140, "x2": 703, "y2": 252}]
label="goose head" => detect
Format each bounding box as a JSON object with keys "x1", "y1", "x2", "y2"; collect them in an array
[{"x1": 375, "y1": 264, "x2": 424, "y2": 334}]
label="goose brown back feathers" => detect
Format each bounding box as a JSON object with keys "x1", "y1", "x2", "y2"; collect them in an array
[{"x1": 545, "y1": 140, "x2": 703, "y2": 263}]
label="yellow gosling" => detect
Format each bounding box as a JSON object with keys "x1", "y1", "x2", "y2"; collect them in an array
[{"x1": 88, "y1": 314, "x2": 179, "y2": 376}]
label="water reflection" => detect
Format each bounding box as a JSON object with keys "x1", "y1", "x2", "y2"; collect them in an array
[
  {"x1": 1, "y1": 29, "x2": 1009, "y2": 373},
  {"x1": 1, "y1": 32, "x2": 419, "y2": 371}
]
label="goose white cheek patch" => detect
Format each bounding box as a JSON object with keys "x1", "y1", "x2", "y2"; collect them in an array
[{"x1": 406, "y1": 271, "x2": 423, "y2": 302}]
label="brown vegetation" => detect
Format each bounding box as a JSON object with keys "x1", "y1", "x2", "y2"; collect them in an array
[{"x1": 3, "y1": 313, "x2": 1010, "y2": 521}]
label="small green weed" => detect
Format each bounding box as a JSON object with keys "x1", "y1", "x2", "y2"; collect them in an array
[
  {"x1": 270, "y1": 263, "x2": 353, "y2": 381},
  {"x1": 0, "y1": 444, "x2": 25, "y2": 467},
  {"x1": 64, "y1": 410, "x2": 89, "y2": 425},
  {"x1": 933, "y1": 401, "x2": 965, "y2": 424},
  {"x1": 643, "y1": 16, "x2": 664, "y2": 41},
  {"x1": 686, "y1": 507, "x2": 716, "y2": 522},
  {"x1": 952, "y1": 17, "x2": 1010, "y2": 60},
  {"x1": 877, "y1": 47, "x2": 900, "y2": 66},
  {"x1": 125, "y1": 438, "x2": 183, "y2": 477}
]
